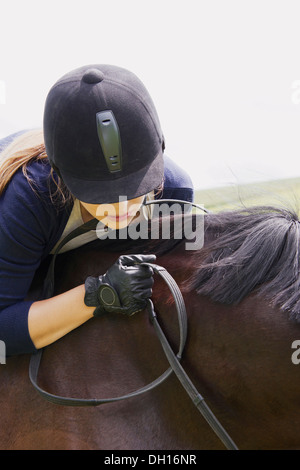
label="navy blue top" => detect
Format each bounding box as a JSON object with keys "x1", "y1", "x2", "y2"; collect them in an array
[{"x1": 0, "y1": 132, "x2": 193, "y2": 356}]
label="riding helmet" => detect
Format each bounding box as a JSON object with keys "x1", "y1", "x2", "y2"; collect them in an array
[{"x1": 43, "y1": 64, "x2": 165, "y2": 204}]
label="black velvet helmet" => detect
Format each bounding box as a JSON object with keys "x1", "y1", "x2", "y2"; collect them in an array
[{"x1": 43, "y1": 64, "x2": 164, "y2": 204}]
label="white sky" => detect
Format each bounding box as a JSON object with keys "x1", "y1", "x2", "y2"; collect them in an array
[{"x1": 1, "y1": 0, "x2": 300, "y2": 189}]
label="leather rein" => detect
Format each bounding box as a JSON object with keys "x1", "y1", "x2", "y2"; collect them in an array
[{"x1": 29, "y1": 200, "x2": 238, "y2": 450}]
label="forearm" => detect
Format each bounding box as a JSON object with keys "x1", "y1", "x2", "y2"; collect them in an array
[{"x1": 28, "y1": 284, "x2": 94, "y2": 349}]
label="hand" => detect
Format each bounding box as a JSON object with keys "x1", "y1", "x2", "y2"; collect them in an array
[{"x1": 84, "y1": 254, "x2": 156, "y2": 316}]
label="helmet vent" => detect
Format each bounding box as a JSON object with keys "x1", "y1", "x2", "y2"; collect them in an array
[{"x1": 96, "y1": 110, "x2": 122, "y2": 173}]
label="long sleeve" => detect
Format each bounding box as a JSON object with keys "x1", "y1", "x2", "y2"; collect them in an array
[
  {"x1": 0, "y1": 160, "x2": 69, "y2": 355},
  {"x1": 162, "y1": 155, "x2": 194, "y2": 202}
]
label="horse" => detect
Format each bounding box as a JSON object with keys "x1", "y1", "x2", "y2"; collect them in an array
[{"x1": 0, "y1": 206, "x2": 299, "y2": 450}]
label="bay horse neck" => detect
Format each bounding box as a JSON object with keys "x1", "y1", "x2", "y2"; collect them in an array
[
  {"x1": 49, "y1": 207, "x2": 300, "y2": 450},
  {"x1": 5, "y1": 205, "x2": 298, "y2": 450}
]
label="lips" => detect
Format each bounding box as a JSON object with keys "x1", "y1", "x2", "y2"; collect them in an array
[{"x1": 106, "y1": 212, "x2": 133, "y2": 222}]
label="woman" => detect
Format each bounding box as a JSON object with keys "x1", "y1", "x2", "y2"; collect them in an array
[{"x1": 0, "y1": 64, "x2": 193, "y2": 356}]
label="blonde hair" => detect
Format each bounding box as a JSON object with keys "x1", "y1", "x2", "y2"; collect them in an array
[{"x1": 0, "y1": 129, "x2": 71, "y2": 204}]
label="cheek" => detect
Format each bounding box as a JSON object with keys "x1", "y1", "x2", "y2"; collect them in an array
[{"x1": 128, "y1": 198, "x2": 144, "y2": 213}]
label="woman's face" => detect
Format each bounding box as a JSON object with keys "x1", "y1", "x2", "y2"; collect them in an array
[{"x1": 80, "y1": 195, "x2": 145, "y2": 230}]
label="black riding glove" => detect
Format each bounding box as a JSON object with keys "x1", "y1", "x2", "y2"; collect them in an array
[{"x1": 84, "y1": 254, "x2": 156, "y2": 316}]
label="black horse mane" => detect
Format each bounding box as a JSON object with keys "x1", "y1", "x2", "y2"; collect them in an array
[
  {"x1": 69, "y1": 205, "x2": 300, "y2": 322},
  {"x1": 188, "y1": 206, "x2": 300, "y2": 322}
]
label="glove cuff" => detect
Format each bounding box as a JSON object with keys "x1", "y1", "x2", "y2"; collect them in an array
[{"x1": 84, "y1": 276, "x2": 102, "y2": 307}]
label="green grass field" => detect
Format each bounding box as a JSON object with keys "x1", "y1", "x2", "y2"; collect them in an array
[{"x1": 194, "y1": 177, "x2": 300, "y2": 214}]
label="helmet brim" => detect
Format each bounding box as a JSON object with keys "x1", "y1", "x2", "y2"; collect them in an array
[{"x1": 60, "y1": 150, "x2": 164, "y2": 204}]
